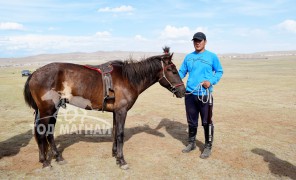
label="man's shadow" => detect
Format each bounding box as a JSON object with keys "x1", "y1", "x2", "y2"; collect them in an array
[
  {"x1": 252, "y1": 148, "x2": 296, "y2": 179},
  {"x1": 154, "y1": 118, "x2": 204, "y2": 152},
  {"x1": 0, "y1": 130, "x2": 33, "y2": 159}
]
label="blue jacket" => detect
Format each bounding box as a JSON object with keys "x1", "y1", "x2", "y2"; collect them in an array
[{"x1": 179, "y1": 50, "x2": 223, "y2": 95}]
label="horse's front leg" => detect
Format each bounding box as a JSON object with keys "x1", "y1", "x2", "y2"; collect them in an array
[
  {"x1": 114, "y1": 109, "x2": 129, "y2": 170},
  {"x1": 112, "y1": 112, "x2": 117, "y2": 157}
]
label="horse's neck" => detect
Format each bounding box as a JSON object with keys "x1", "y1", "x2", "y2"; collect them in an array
[
  {"x1": 122, "y1": 59, "x2": 162, "y2": 95},
  {"x1": 136, "y1": 66, "x2": 161, "y2": 95},
  {"x1": 137, "y1": 76, "x2": 159, "y2": 94}
]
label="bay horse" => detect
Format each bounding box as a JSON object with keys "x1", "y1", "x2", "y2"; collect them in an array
[{"x1": 24, "y1": 50, "x2": 186, "y2": 169}]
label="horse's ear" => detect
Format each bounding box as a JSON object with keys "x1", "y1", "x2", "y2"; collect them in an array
[{"x1": 170, "y1": 53, "x2": 174, "y2": 60}]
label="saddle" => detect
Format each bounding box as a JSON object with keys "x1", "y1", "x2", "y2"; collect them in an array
[{"x1": 84, "y1": 62, "x2": 115, "y2": 111}]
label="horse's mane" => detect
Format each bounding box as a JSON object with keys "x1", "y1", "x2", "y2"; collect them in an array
[{"x1": 112, "y1": 55, "x2": 167, "y2": 86}]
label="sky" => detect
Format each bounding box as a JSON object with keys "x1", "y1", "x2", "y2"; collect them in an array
[{"x1": 0, "y1": 0, "x2": 296, "y2": 58}]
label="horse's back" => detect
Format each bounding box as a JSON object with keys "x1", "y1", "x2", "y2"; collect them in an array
[
  {"x1": 34, "y1": 62, "x2": 81, "y2": 76},
  {"x1": 32, "y1": 62, "x2": 98, "y2": 84},
  {"x1": 30, "y1": 63, "x2": 83, "y2": 91},
  {"x1": 29, "y1": 62, "x2": 104, "y2": 109}
]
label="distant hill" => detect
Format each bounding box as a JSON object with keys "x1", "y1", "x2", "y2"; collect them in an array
[
  {"x1": 220, "y1": 50, "x2": 296, "y2": 59},
  {"x1": 0, "y1": 50, "x2": 187, "y2": 68},
  {"x1": 0, "y1": 50, "x2": 295, "y2": 68}
]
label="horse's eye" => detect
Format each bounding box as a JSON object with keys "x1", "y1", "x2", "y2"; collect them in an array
[
  {"x1": 167, "y1": 64, "x2": 177, "y2": 73},
  {"x1": 169, "y1": 64, "x2": 176, "y2": 69}
]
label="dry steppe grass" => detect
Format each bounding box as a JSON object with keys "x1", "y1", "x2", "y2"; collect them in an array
[{"x1": 0, "y1": 52, "x2": 295, "y2": 179}]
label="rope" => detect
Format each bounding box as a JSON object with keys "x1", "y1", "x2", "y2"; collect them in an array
[{"x1": 185, "y1": 83, "x2": 210, "y2": 103}]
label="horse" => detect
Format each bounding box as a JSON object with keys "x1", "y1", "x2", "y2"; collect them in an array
[{"x1": 23, "y1": 50, "x2": 186, "y2": 170}]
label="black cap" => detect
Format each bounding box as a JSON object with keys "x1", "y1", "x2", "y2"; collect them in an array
[{"x1": 192, "y1": 32, "x2": 206, "y2": 41}]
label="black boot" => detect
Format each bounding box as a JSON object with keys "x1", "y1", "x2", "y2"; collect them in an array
[
  {"x1": 182, "y1": 126, "x2": 197, "y2": 153},
  {"x1": 200, "y1": 124, "x2": 214, "y2": 159}
]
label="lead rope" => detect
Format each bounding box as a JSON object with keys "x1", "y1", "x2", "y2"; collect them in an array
[{"x1": 185, "y1": 83, "x2": 210, "y2": 103}]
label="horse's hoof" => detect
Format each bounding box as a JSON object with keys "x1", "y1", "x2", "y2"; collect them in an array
[
  {"x1": 42, "y1": 161, "x2": 52, "y2": 169},
  {"x1": 112, "y1": 150, "x2": 117, "y2": 157},
  {"x1": 42, "y1": 165, "x2": 53, "y2": 170},
  {"x1": 120, "y1": 164, "x2": 129, "y2": 170},
  {"x1": 57, "y1": 160, "x2": 67, "y2": 165},
  {"x1": 56, "y1": 156, "x2": 66, "y2": 165}
]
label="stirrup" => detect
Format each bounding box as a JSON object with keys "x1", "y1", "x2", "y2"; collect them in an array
[{"x1": 105, "y1": 96, "x2": 115, "y2": 100}]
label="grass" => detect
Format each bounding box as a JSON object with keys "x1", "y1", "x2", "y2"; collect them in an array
[{"x1": 0, "y1": 55, "x2": 296, "y2": 179}]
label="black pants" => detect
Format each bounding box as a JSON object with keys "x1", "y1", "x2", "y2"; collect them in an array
[{"x1": 185, "y1": 93, "x2": 213, "y2": 128}]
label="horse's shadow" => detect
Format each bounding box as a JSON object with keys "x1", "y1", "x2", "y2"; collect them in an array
[
  {"x1": 55, "y1": 123, "x2": 166, "y2": 154},
  {"x1": 0, "y1": 119, "x2": 203, "y2": 160},
  {"x1": 55, "y1": 118, "x2": 204, "y2": 154},
  {"x1": 0, "y1": 130, "x2": 33, "y2": 159},
  {"x1": 251, "y1": 148, "x2": 296, "y2": 179}
]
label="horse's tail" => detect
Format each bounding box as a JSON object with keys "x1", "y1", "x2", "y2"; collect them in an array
[{"x1": 23, "y1": 74, "x2": 38, "y2": 110}]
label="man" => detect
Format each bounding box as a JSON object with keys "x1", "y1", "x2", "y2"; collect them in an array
[{"x1": 179, "y1": 32, "x2": 223, "y2": 158}]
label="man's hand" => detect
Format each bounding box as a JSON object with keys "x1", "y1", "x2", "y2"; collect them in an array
[{"x1": 202, "y1": 81, "x2": 211, "y2": 89}]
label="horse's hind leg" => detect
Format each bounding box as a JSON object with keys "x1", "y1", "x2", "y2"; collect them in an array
[
  {"x1": 47, "y1": 111, "x2": 66, "y2": 164},
  {"x1": 35, "y1": 107, "x2": 59, "y2": 168},
  {"x1": 34, "y1": 110, "x2": 51, "y2": 168}
]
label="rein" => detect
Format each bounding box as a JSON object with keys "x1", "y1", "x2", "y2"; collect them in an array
[{"x1": 158, "y1": 61, "x2": 184, "y2": 95}]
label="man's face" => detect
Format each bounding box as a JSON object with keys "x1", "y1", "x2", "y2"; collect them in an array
[{"x1": 193, "y1": 39, "x2": 206, "y2": 52}]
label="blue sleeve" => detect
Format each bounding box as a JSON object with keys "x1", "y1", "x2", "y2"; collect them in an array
[
  {"x1": 178, "y1": 58, "x2": 187, "y2": 79},
  {"x1": 209, "y1": 55, "x2": 223, "y2": 85}
]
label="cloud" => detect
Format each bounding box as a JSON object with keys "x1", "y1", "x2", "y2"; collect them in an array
[
  {"x1": 97, "y1": 5, "x2": 134, "y2": 13},
  {"x1": 234, "y1": 27, "x2": 267, "y2": 37},
  {"x1": 0, "y1": 33, "x2": 188, "y2": 58},
  {"x1": 0, "y1": 22, "x2": 25, "y2": 30},
  {"x1": 134, "y1": 35, "x2": 147, "y2": 41},
  {"x1": 221, "y1": 0, "x2": 286, "y2": 16},
  {"x1": 160, "y1": 25, "x2": 207, "y2": 39},
  {"x1": 160, "y1": 25, "x2": 191, "y2": 39},
  {"x1": 277, "y1": 19, "x2": 296, "y2": 33},
  {"x1": 95, "y1": 31, "x2": 112, "y2": 38},
  {"x1": 48, "y1": 27, "x2": 58, "y2": 31},
  {"x1": 0, "y1": 34, "x2": 104, "y2": 56}
]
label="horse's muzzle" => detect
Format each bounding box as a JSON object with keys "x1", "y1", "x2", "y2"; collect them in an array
[
  {"x1": 171, "y1": 86, "x2": 186, "y2": 98},
  {"x1": 176, "y1": 90, "x2": 186, "y2": 98}
]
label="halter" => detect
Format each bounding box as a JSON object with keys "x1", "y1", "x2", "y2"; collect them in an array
[{"x1": 158, "y1": 61, "x2": 184, "y2": 94}]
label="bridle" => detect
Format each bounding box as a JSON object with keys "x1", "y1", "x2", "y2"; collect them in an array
[{"x1": 158, "y1": 60, "x2": 184, "y2": 94}]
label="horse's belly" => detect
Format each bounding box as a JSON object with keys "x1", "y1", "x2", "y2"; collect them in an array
[{"x1": 68, "y1": 96, "x2": 92, "y2": 109}]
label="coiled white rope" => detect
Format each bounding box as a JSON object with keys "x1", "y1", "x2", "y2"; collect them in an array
[{"x1": 185, "y1": 83, "x2": 210, "y2": 103}]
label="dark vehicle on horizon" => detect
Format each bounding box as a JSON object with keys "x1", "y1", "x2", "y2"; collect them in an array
[{"x1": 21, "y1": 70, "x2": 31, "y2": 77}]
